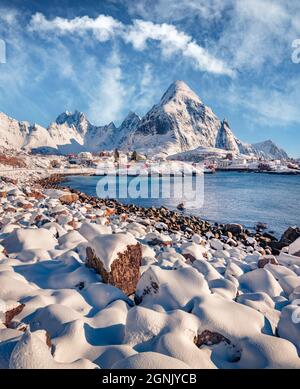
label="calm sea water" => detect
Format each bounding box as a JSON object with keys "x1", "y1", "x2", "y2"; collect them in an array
[{"x1": 61, "y1": 172, "x2": 300, "y2": 237}]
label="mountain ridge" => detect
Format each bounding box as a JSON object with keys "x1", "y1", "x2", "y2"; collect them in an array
[{"x1": 0, "y1": 81, "x2": 289, "y2": 160}]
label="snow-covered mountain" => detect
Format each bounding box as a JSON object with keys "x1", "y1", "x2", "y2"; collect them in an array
[
  {"x1": 251, "y1": 140, "x2": 289, "y2": 160},
  {"x1": 215, "y1": 119, "x2": 240, "y2": 154},
  {"x1": 121, "y1": 81, "x2": 222, "y2": 155},
  {"x1": 115, "y1": 111, "x2": 141, "y2": 147},
  {"x1": 0, "y1": 81, "x2": 289, "y2": 160},
  {"x1": 48, "y1": 110, "x2": 117, "y2": 153},
  {"x1": 0, "y1": 110, "x2": 119, "y2": 154},
  {"x1": 118, "y1": 81, "x2": 288, "y2": 160}
]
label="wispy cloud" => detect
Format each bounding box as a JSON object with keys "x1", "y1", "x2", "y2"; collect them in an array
[
  {"x1": 225, "y1": 78, "x2": 300, "y2": 126},
  {"x1": 28, "y1": 13, "x2": 123, "y2": 42},
  {"x1": 125, "y1": 19, "x2": 234, "y2": 76},
  {"x1": 216, "y1": 0, "x2": 300, "y2": 71},
  {"x1": 127, "y1": 0, "x2": 300, "y2": 71},
  {"x1": 87, "y1": 49, "x2": 129, "y2": 124},
  {"x1": 1, "y1": 1, "x2": 300, "y2": 156},
  {"x1": 126, "y1": 0, "x2": 228, "y2": 23},
  {"x1": 28, "y1": 12, "x2": 234, "y2": 77}
]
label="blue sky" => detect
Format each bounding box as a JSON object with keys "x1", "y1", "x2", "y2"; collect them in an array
[{"x1": 0, "y1": 0, "x2": 299, "y2": 157}]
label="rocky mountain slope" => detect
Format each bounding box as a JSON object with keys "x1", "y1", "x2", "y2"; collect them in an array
[
  {"x1": 121, "y1": 81, "x2": 222, "y2": 155},
  {"x1": 252, "y1": 140, "x2": 289, "y2": 160},
  {"x1": 0, "y1": 81, "x2": 289, "y2": 159}
]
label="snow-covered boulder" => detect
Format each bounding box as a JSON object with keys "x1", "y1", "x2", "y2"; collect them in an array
[
  {"x1": 78, "y1": 222, "x2": 112, "y2": 241},
  {"x1": 2, "y1": 228, "x2": 57, "y2": 254},
  {"x1": 277, "y1": 305, "x2": 300, "y2": 355},
  {"x1": 144, "y1": 231, "x2": 172, "y2": 246},
  {"x1": 181, "y1": 243, "x2": 205, "y2": 262},
  {"x1": 9, "y1": 331, "x2": 97, "y2": 369},
  {"x1": 136, "y1": 266, "x2": 210, "y2": 310},
  {"x1": 239, "y1": 269, "x2": 283, "y2": 298},
  {"x1": 86, "y1": 233, "x2": 142, "y2": 295},
  {"x1": 289, "y1": 237, "x2": 300, "y2": 257},
  {"x1": 112, "y1": 351, "x2": 191, "y2": 369},
  {"x1": 209, "y1": 238, "x2": 223, "y2": 251},
  {"x1": 58, "y1": 192, "x2": 79, "y2": 205}
]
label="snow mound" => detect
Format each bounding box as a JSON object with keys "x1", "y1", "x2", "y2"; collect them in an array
[{"x1": 9, "y1": 331, "x2": 97, "y2": 369}]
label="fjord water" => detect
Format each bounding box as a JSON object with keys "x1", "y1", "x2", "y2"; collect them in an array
[{"x1": 62, "y1": 172, "x2": 300, "y2": 236}]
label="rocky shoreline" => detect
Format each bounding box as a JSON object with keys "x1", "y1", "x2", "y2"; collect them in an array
[
  {"x1": 0, "y1": 172, "x2": 300, "y2": 369},
  {"x1": 37, "y1": 173, "x2": 295, "y2": 256}
]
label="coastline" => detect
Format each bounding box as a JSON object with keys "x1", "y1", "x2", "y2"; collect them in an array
[
  {"x1": 1, "y1": 169, "x2": 300, "y2": 369},
  {"x1": 37, "y1": 172, "x2": 288, "y2": 255},
  {"x1": 0, "y1": 165, "x2": 298, "y2": 242}
]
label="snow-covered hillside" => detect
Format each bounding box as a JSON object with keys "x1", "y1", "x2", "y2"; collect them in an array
[
  {"x1": 0, "y1": 81, "x2": 289, "y2": 160},
  {"x1": 252, "y1": 140, "x2": 289, "y2": 160}
]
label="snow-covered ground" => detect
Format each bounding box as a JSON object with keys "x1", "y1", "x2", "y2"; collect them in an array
[{"x1": 0, "y1": 175, "x2": 300, "y2": 369}]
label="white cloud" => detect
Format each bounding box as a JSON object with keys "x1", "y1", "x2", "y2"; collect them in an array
[
  {"x1": 28, "y1": 12, "x2": 233, "y2": 77},
  {"x1": 215, "y1": 0, "x2": 300, "y2": 70},
  {"x1": 28, "y1": 13, "x2": 123, "y2": 42},
  {"x1": 0, "y1": 7, "x2": 20, "y2": 25},
  {"x1": 131, "y1": 63, "x2": 162, "y2": 112},
  {"x1": 126, "y1": 0, "x2": 300, "y2": 71},
  {"x1": 226, "y1": 78, "x2": 300, "y2": 126},
  {"x1": 126, "y1": 0, "x2": 228, "y2": 23},
  {"x1": 125, "y1": 20, "x2": 233, "y2": 76},
  {"x1": 2, "y1": 2, "x2": 300, "y2": 135}
]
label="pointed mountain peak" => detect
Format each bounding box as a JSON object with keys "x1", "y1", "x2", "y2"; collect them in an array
[
  {"x1": 221, "y1": 118, "x2": 230, "y2": 127},
  {"x1": 160, "y1": 80, "x2": 202, "y2": 105},
  {"x1": 253, "y1": 139, "x2": 277, "y2": 148},
  {"x1": 120, "y1": 111, "x2": 140, "y2": 127},
  {"x1": 55, "y1": 110, "x2": 89, "y2": 126},
  {"x1": 124, "y1": 111, "x2": 140, "y2": 121},
  {"x1": 107, "y1": 121, "x2": 116, "y2": 130},
  {"x1": 253, "y1": 139, "x2": 289, "y2": 159}
]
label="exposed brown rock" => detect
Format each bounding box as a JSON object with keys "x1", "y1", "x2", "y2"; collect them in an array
[
  {"x1": 280, "y1": 227, "x2": 300, "y2": 245},
  {"x1": 135, "y1": 281, "x2": 159, "y2": 305},
  {"x1": 195, "y1": 330, "x2": 231, "y2": 347},
  {"x1": 5, "y1": 207, "x2": 17, "y2": 213},
  {"x1": 105, "y1": 207, "x2": 116, "y2": 216},
  {"x1": 51, "y1": 210, "x2": 69, "y2": 217},
  {"x1": 59, "y1": 193, "x2": 79, "y2": 204},
  {"x1": 86, "y1": 214, "x2": 97, "y2": 220},
  {"x1": 182, "y1": 253, "x2": 197, "y2": 263},
  {"x1": 257, "y1": 248, "x2": 266, "y2": 256},
  {"x1": 147, "y1": 238, "x2": 172, "y2": 247},
  {"x1": 45, "y1": 331, "x2": 52, "y2": 349},
  {"x1": 0, "y1": 154, "x2": 26, "y2": 168},
  {"x1": 2, "y1": 248, "x2": 8, "y2": 257},
  {"x1": 0, "y1": 176, "x2": 18, "y2": 185},
  {"x1": 50, "y1": 160, "x2": 61, "y2": 169},
  {"x1": 225, "y1": 224, "x2": 244, "y2": 235},
  {"x1": 258, "y1": 255, "x2": 279, "y2": 268},
  {"x1": 17, "y1": 201, "x2": 33, "y2": 209},
  {"x1": 86, "y1": 243, "x2": 142, "y2": 296},
  {"x1": 5, "y1": 303, "x2": 25, "y2": 327},
  {"x1": 226, "y1": 231, "x2": 233, "y2": 239},
  {"x1": 120, "y1": 213, "x2": 129, "y2": 221},
  {"x1": 67, "y1": 219, "x2": 79, "y2": 229},
  {"x1": 28, "y1": 190, "x2": 46, "y2": 200}
]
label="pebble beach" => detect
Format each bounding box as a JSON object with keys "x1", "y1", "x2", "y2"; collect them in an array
[{"x1": 0, "y1": 170, "x2": 300, "y2": 369}]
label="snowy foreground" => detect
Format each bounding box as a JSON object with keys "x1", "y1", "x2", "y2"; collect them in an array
[{"x1": 0, "y1": 178, "x2": 300, "y2": 369}]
